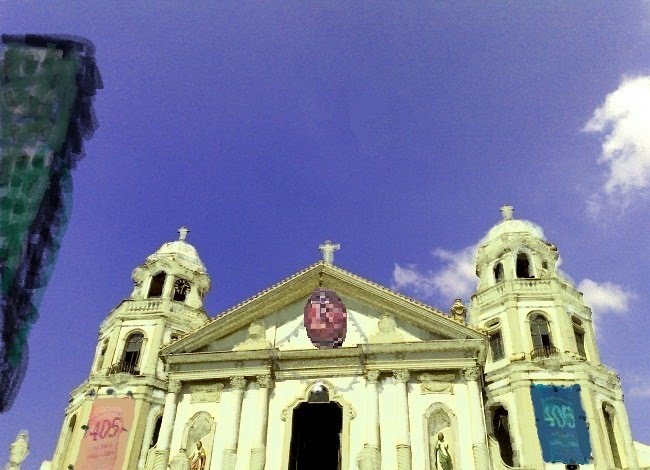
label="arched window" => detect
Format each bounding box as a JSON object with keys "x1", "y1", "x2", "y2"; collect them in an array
[
  {"x1": 122, "y1": 332, "x2": 144, "y2": 374},
  {"x1": 62, "y1": 414, "x2": 77, "y2": 466},
  {"x1": 95, "y1": 339, "x2": 108, "y2": 372},
  {"x1": 493, "y1": 262, "x2": 504, "y2": 283},
  {"x1": 572, "y1": 317, "x2": 587, "y2": 359},
  {"x1": 150, "y1": 415, "x2": 163, "y2": 448},
  {"x1": 516, "y1": 253, "x2": 531, "y2": 278},
  {"x1": 603, "y1": 403, "x2": 622, "y2": 468},
  {"x1": 488, "y1": 330, "x2": 505, "y2": 361},
  {"x1": 147, "y1": 272, "x2": 166, "y2": 298},
  {"x1": 492, "y1": 406, "x2": 514, "y2": 466},
  {"x1": 530, "y1": 314, "x2": 555, "y2": 358}
]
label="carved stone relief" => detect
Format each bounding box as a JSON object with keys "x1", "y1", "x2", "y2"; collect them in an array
[
  {"x1": 369, "y1": 314, "x2": 404, "y2": 343},
  {"x1": 190, "y1": 383, "x2": 224, "y2": 404},
  {"x1": 233, "y1": 320, "x2": 272, "y2": 351},
  {"x1": 418, "y1": 373, "x2": 456, "y2": 395}
]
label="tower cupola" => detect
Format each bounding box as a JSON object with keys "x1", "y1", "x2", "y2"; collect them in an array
[
  {"x1": 130, "y1": 226, "x2": 211, "y2": 310},
  {"x1": 475, "y1": 205, "x2": 559, "y2": 291}
]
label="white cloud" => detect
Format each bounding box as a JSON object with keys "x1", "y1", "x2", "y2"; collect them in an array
[
  {"x1": 577, "y1": 278, "x2": 636, "y2": 315},
  {"x1": 392, "y1": 244, "x2": 478, "y2": 302},
  {"x1": 584, "y1": 75, "x2": 650, "y2": 207},
  {"x1": 625, "y1": 374, "x2": 650, "y2": 398}
]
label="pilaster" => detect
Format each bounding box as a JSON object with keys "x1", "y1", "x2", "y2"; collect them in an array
[
  {"x1": 393, "y1": 369, "x2": 411, "y2": 470},
  {"x1": 463, "y1": 368, "x2": 489, "y2": 470},
  {"x1": 153, "y1": 379, "x2": 182, "y2": 470},
  {"x1": 250, "y1": 374, "x2": 272, "y2": 470},
  {"x1": 221, "y1": 376, "x2": 247, "y2": 470}
]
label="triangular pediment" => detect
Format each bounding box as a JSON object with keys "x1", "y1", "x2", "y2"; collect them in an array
[{"x1": 161, "y1": 261, "x2": 484, "y2": 355}]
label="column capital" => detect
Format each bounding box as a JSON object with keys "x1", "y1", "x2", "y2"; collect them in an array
[
  {"x1": 230, "y1": 376, "x2": 247, "y2": 390},
  {"x1": 168, "y1": 379, "x2": 182, "y2": 394},
  {"x1": 366, "y1": 370, "x2": 381, "y2": 384},
  {"x1": 463, "y1": 367, "x2": 480, "y2": 382},
  {"x1": 393, "y1": 369, "x2": 410, "y2": 383},
  {"x1": 257, "y1": 374, "x2": 273, "y2": 388}
]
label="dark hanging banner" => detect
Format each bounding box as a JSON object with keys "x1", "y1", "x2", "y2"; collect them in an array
[{"x1": 530, "y1": 384, "x2": 592, "y2": 464}]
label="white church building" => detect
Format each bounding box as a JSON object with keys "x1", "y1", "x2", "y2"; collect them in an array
[{"x1": 42, "y1": 206, "x2": 650, "y2": 470}]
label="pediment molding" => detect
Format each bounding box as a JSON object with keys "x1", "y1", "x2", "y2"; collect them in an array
[{"x1": 162, "y1": 262, "x2": 484, "y2": 355}]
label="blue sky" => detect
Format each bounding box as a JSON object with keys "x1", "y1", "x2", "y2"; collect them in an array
[{"x1": 2, "y1": 2, "x2": 650, "y2": 466}]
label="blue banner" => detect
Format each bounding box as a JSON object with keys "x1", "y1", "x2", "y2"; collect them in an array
[{"x1": 530, "y1": 384, "x2": 592, "y2": 464}]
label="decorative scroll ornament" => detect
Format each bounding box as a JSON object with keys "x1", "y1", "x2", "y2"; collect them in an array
[{"x1": 304, "y1": 289, "x2": 347, "y2": 349}]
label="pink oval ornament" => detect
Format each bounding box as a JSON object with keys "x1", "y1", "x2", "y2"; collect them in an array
[{"x1": 304, "y1": 289, "x2": 347, "y2": 349}]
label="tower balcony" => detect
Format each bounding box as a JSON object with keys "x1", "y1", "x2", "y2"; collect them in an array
[
  {"x1": 107, "y1": 361, "x2": 140, "y2": 375},
  {"x1": 530, "y1": 345, "x2": 560, "y2": 360}
]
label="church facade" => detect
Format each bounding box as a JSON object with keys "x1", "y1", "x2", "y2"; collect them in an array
[{"x1": 42, "y1": 207, "x2": 648, "y2": 470}]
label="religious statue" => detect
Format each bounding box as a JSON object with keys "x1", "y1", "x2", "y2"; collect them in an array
[
  {"x1": 168, "y1": 449, "x2": 190, "y2": 470},
  {"x1": 449, "y1": 299, "x2": 466, "y2": 323},
  {"x1": 4, "y1": 431, "x2": 29, "y2": 470},
  {"x1": 369, "y1": 314, "x2": 403, "y2": 343},
  {"x1": 433, "y1": 432, "x2": 453, "y2": 470},
  {"x1": 189, "y1": 440, "x2": 207, "y2": 470},
  {"x1": 234, "y1": 320, "x2": 271, "y2": 350}
]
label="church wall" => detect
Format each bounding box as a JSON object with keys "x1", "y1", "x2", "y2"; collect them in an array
[{"x1": 169, "y1": 385, "x2": 222, "y2": 469}]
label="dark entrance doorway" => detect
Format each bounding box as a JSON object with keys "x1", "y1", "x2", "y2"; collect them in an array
[{"x1": 288, "y1": 401, "x2": 343, "y2": 470}]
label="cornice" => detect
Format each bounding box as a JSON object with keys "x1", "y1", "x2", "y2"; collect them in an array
[{"x1": 164, "y1": 339, "x2": 485, "y2": 365}]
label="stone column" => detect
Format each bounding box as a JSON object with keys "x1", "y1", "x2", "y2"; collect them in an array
[
  {"x1": 393, "y1": 369, "x2": 411, "y2": 470},
  {"x1": 250, "y1": 374, "x2": 272, "y2": 470},
  {"x1": 222, "y1": 376, "x2": 247, "y2": 470},
  {"x1": 153, "y1": 379, "x2": 182, "y2": 470},
  {"x1": 357, "y1": 370, "x2": 381, "y2": 470},
  {"x1": 464, "y1": 368, "x2": 489, "y2": 470}
]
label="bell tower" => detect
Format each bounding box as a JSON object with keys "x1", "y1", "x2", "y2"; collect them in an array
[
  {"x1": 48, "y1": 228, "x2": 211, "y2": 470},
  {"x1": 469, "y1": 206, "x2": 639, "y2": 469}
]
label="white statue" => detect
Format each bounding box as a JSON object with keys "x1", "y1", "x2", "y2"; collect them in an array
[{"x1": 5, "y1": 431, "x2": 29, "y2": 470}]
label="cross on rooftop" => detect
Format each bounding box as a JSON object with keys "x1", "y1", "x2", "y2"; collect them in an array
[
  {"x1": 318, "y1": 240, "x2": 340, "y2": 264},
  {"x1": 178, "y1": 226, "x2": 190, "y2": 241},
  {"x1": 500, "y1": 205, "x2": 514, "y2": 221}
]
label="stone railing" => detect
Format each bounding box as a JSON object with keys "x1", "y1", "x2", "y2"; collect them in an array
[
  {"x1": 125, "y1": 299, "x2": 164, "y2": 313},
  {"x1": 530, "y1": 345, "x2": 560, "y2": 360},
  {"x1": 121, "y1": 299, "x2": 204, "y2": 319},
  {"x1": 473, "y1": 278, "x2": 583, "y2": 307},
  {"x1": 107, "y1": 361, "x2": 139, "y2": 375}
]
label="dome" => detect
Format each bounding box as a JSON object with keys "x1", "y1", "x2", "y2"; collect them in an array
[
  {"x1": 479, "y1": 205, "x2": 546, "y2": 246},
  {"x1": 148, "y1": 227, "x2": 207, "y2": 272}
]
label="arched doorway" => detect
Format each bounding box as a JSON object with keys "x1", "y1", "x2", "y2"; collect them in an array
[{"x1": 288, "y1": 401, "x2": 343, "y2": 470}]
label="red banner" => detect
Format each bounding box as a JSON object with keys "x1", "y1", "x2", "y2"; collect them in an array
[{"x1": 75, "y1": 398, "x2": 135, "y2": 470}]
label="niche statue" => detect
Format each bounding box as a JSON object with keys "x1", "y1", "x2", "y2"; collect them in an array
[
  {"x1": 433, "y1": 432, "x2": 453, "y2": 470},
  {"x1": 189, "y1": 440, "x2": 207, "y2": 470}
]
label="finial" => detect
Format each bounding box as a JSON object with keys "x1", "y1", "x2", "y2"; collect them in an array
[
  {"x1": 499, "y1": 205, "x2": 514, "y2": 221},
  {"x1": 318, "y1": 240, "x2": 340, "y2": 264},
  {"x1": 178, "y1": 226, "x2": 190, "y2": 241}
]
